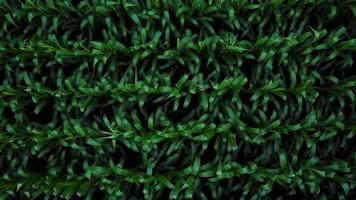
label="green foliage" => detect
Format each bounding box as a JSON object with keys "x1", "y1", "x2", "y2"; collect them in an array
[{"x1": 0, "y1": 0, "x2": 356, "y2": 199}]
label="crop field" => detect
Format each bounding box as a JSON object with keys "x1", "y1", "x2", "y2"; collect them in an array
[{"x1": 0, "y1": 0, "x2": 355, "y2": 199}]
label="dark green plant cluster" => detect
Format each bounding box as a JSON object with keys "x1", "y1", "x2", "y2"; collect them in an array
[{"x1": 1, "y1": 0, "x2": 356, "y2": 199}]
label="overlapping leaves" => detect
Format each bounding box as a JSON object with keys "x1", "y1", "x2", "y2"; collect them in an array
[{"x1": 0, "y1": 0, "x2": 356, "y2": 199}]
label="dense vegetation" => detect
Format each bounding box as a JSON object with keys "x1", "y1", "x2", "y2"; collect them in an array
[{"x1": 0, "y1": 0, "x2": 356, "y2": 199}]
